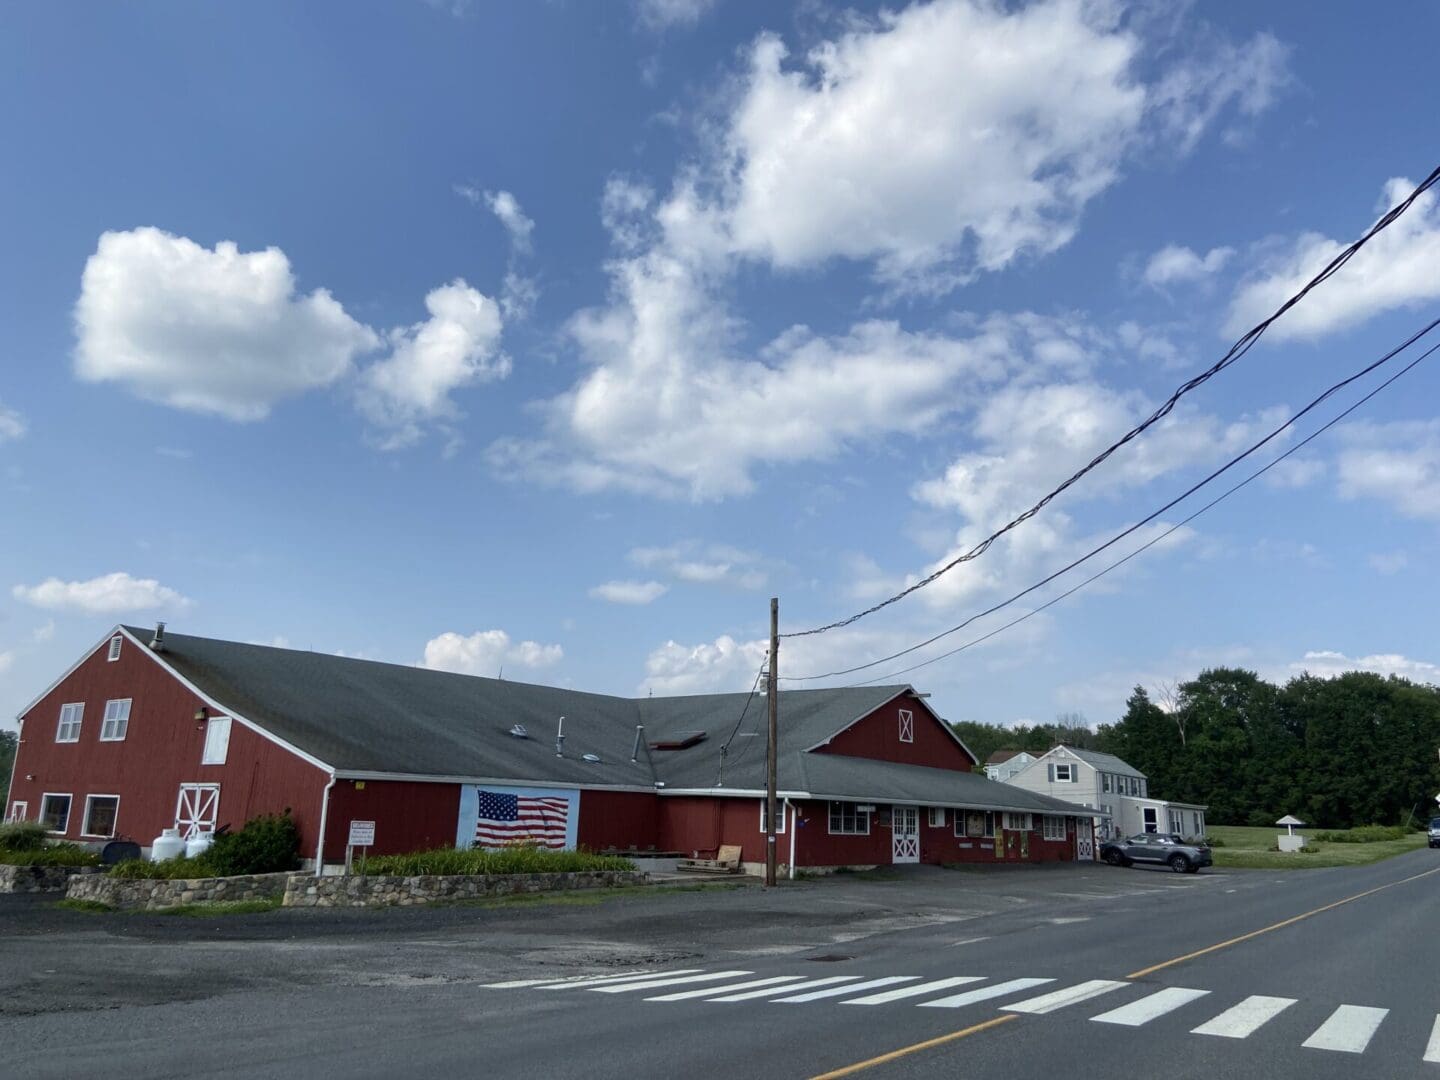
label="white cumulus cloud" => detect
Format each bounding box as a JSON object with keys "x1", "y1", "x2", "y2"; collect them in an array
[
  {"x1": 1335, "y1": 419, "x2": 1440, "y2": 519},
  {"x1": 635, "y1": 0, "x2": 716, "y2": 31},
  {"x1": 1227, "y1": 178, "x2": 1440, "y2": 341},
  {"x1": 356, "y1": 280, "x2": 507, "y2": 449},
  {"x1": 589, "y1": 580, "x2": 669, "y2": 605},
  {"x1": 420, "y1": 629, "x2": 563, "y2": 676},
  {"x1": 482, "y1": 190, "x2": 534, "y2": 253},
  {"x1": 1289, "y1": 650, "x2": 1440, "y2": 684},
  {"x1": 13, "y1": 571, "x2": 191, "y2": 614},
  {"x1": 74, "y1": 227, "x2": 379, "y2": 420},
  {"x1": 0, "y1": 399, "x2": 25, "y2": 442},
  {"x1": 1143, "y1": 245, "x2": 1235, "y2": 289}
]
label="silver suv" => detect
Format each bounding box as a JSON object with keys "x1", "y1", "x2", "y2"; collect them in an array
[
  {"x1": 1100, "y1": 832, "x2": 1213, "y2": 873},
  {"x1": 1428, "y1": 817, "x2": 1440, "y2": 849}
]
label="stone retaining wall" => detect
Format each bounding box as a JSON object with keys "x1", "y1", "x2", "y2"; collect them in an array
[
  {"x1": 0, "y1": 864, "x2": 101, "y2": 894},
  {"x1": 65, "y1": 871, "x2": 289, "y2": 910},
  {"x1": 283, "y1": 869, "x2": 648, "y2": 908}
]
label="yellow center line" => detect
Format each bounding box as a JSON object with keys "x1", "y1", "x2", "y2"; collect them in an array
[
  {"x1": 1128, "y1": 864, "x2": 1440, "y2": 979},
  {"x1": 808, "y1": 1014, "x2": 1018, "y2": 1080}
]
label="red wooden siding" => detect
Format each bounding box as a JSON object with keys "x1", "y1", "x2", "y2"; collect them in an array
[
  {"x1": 323, "y1": 780, "x2": 461, "y2": 860},
  {"x1": 9, "y1": 633, "x2": 327, "y2": 856},
  {"x1": 810, "y1": 693, "x2": 974, "y2": 772},
  {"x1": 576, "y1": 790, "x2": 660, "y2": 852}
]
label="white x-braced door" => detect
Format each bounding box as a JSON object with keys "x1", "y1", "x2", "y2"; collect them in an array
[
  {"x1": 892, "y1": 805, "x2": 919, "y2": 863},
  {"x1": 175, "y1": 784, "x2": 220, "y2": 839}
]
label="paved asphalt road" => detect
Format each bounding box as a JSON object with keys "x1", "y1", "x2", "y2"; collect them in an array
[{"x1": 3, "y1": 851, "x2": 1438, "y2": 1079}]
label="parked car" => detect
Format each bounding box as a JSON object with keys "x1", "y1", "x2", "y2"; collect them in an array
[
  {"x1": 1100, "y1": 833, "x2": 1213, "y2": 873},
  {"x1": 1428, "y1": 817, "x2": 1440, "y2": 848}
]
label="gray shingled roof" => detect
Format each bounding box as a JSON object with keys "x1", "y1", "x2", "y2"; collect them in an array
[
  {"x1": 1063, "y1": 746, "x2": 1146, "y2": 778},
  {"x1": 120, "y1": 626, "x2": 1081, "y2": 816}
]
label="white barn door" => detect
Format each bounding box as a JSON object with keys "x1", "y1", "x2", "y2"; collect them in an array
[
  {"x1": 175, "y1": 784, "x2": 220, "y2": 839},
  {"x1": 892, "y1": 806, "x2": 919, "y2": 863}
]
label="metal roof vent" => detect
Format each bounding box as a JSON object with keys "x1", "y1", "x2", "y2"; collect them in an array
[
  {"x1": 508, "y1": 724, "x2": 528, "y2": 738},
  {"x1": 582, "y1": 753, "x2": 602, "y2": 764}
]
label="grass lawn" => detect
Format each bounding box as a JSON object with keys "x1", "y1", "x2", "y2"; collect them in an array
[{"x1": 1208, "y1": 825, "x2": 1429, "y2": 869}]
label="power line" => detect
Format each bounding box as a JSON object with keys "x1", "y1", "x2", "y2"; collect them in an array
[
  {"x1": 847, "y1": 332, "x2": 1440, "y2": 687},
  {"x1": 715, "y1": 661, "x2": 766, "y2": 785},
  {"x1": 782, "y1": 165, "x2": 1440, "y2": 641},
  {"x1": 783, "y1": 313, "x2": 1440, "y2": 682}
]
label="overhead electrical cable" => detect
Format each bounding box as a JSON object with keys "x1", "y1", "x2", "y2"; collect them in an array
[
  {"x1": 846, "y1": 332, "x2": 1440, "y2": 687},
  {"x1": 782, "y1": 313, "x2": 1440, "y2": 682},
  {"x1": 782, "y1": 165, "x2": 1440, "y2": 640},
  {"x1": 714, "y1": 662, "x2": 766, "y2": 785}
]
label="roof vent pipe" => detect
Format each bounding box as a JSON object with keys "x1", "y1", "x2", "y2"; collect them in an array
[
  {"x1": 555, "y1": 715, "x2": 565, "y2": 757},
  {"x1": 151, "y1": 622, "x2": 166, "y2": 650},
  {"x1": 631, "y1": 725, "x2": 644, "y2": 764}
]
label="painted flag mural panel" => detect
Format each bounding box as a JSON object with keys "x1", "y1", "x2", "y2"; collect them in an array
[{"x1": 456, "y1": 785, "x2": 580, "y2": 851}]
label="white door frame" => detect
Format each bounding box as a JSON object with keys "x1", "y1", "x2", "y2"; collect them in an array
[
  {"x1": 891, "y1": 805, "x2": 919, "y2": 863},
  {"x1": 175, "y1": 783, "x2": 221, "y2": 839},
  {"x1": 7, "y1": 800, "x2": 27, "y2": 823}
]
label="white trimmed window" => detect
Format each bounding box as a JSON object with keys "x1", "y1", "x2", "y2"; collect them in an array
[
  {"x1": 1042, "y1": 815, "x2": 1066, "y2": 841},
  {"x1": 1003, "y1": 812, "x2": 1032, "y2": 832},
  {"x1": 7, "y1": 801, "x2": 27, "y2": 823},
  {"x1": 928, "y1": 807, "x2": 945, "y2": 828},
  {"x1": 898, "y1": 709, "x2": 914, "y2": 743},
  {"x1": 1102, "y1": 773, "x2": 1112, "y2": 793},
  {"x1": 100, "y1": 699, "x2": 131, "y2": 741},
  {"x1": 1052, "y1": 763, "x2": 1074, "y2": 783},
  {"x1": 759, "y1": 801, "x2": 786, "y2": 834},
  {"x1": 40, "y1": 793, "x2": 72, "y2": 833},
  {"x1": 107, "y1": 634, "x2": 123, "y2": 661},
  {"x1": 56, "y1": 702, "x2": 84, "y2": 743},
  {"x1": 202, "y1": 717, "x2": 232, "y2": 765},
  {"x1": 82, "y1": 795, "x2": 120, "y2": 838},
  {"x1": 828, "y1": 802, "x2": 870, "y2": 835},
  {"x1": 954, "y1": 810, "x2": 995, "y2": 838}
]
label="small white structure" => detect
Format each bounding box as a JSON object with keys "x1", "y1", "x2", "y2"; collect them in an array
[{"x1": 1276, "y1": 814, "x2": 1306, "y2": 853}]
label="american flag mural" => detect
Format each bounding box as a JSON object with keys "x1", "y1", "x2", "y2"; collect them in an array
[{"x1": 473, "y1": 789, "x2": 571, "y2": 849}]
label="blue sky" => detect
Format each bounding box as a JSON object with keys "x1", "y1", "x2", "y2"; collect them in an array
[{"x1": 3, "y1": 0, "x2": 1440, "y2": 735}]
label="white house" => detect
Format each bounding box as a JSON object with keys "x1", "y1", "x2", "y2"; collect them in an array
[
  {"x1": 1002, "y1": 746, "x2": 1206, "y2": 841},
  {"x1": 983, "y1": 749, "x2": 1038, "y2": 782}
]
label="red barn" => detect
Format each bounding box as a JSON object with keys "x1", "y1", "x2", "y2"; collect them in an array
[{"x1": 5, "y1": 625, "x2": 1094, "y2": 872}]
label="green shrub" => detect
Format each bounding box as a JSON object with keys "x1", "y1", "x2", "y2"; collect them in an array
[
  {"x1": 1203, "y1": 836, "x2": 1224, "y2": 848},
  {"x1": 0, "y1": 842, "x2": 100, "y2": 867},
  {"x1": 0, "y1": 821, "x2": 49, "y2": 852},
  {"x1": 204, "y1": 813, "x2": 301, "y2": 876},
  {"x1": 1311, "y1": 825, "x2": 1409, "y2": 844},
  {"x1": 357, "y1": 845, "x2": 635, "y2": 877},
  {"x1": 108, "y1": 855, "x2": 213, "y2": 879}
]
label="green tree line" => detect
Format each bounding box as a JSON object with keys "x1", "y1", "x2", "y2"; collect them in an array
[{"x1": 959, "y1": 668, "x2": 1440, "y2": 829}]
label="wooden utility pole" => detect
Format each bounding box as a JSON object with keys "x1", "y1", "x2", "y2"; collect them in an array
[{"x1": 765, "y1": 596, "x2": 779, "y2": 888}]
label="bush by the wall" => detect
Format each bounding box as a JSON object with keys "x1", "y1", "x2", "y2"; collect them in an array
[
  {"x1": 108, "y1": 855, "x2": 213, "y2": 880},
  {"x1": 0, "y1": 821, "x2": 49, "y2": 852},
  {"x1": 0, "y1": 842, "x2": 100, "y2": 867},
  {"x1": 357, "y1": 846, "x2": 635, "y2": 877},
  {"x1": 205, "y1": 813, "x2": 301, "y2": 876}
]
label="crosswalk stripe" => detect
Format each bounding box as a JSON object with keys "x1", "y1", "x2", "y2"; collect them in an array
[
  {"x1": 647, "y1": 975, "x2": 808, "y2": 1002},
  {"x1": 1424, "y1": 1015, "x2": 1440, "y2": 1064},
  {"x1": 842, "y1": 977, "x2": 986, "y2": 1005},
  {"x1": 1004, "y1": 979, "x2": 1129, "y2": 1015},
  {"x1": 709, "y1": 976, "x2": 864, "y2": 1002},
  {"x1": 917, "y1": 978, "x2": 1055, "y2": 1009},
  {"x1": 775, "y1": 977, "x2": 919, "y2": 1003},
  {"x1": 589, "y1": 970, "x2": 754, "y2": 994},
  {"x1": 1302, "y1": 1005, "x2": 1388, "y2": 1053},
  {"x1": 489, "y1": 969, "x2": 678, "y2": 989},
  {"x1": 534, "y1": 969, "x2": 702, "y2": 990},
  {"x1": 1191, "y1": 995, "x2": 1297, "y2": 1039},
  {"x1": 1091, "y1": 987, "x2": 1210, "y2": 1027}
]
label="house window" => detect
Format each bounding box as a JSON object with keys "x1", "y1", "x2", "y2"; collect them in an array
[
  {"x1": 1042, "y1": 815, "x2": 1066, "y2": 841},
  {"x1": 56, "y1": 702, "x2": 83, "y2": 743},
  {"x1": 1003, "y1": 812, "x2": 1031, "y2": 832},
  {"x1": 955, "y1": 810, "x2": 995, "y2": 838},
  {"x1": 928, "y1": 807, "x2": 945, "y2": 828},
  {"x1": 1101, "y1": 773, "x2": 1112, "y2": 793},
  {"x1": 107, "y1": 634, "x2": 123, "y2": 661},
  {"x1": 7, "y1": 801, "x2": 27, "y2": 822},
  {"x1": 1052, "y1": 763, "x2": 1074, "y2": 783},
  {"x1": 100, "y1": 698, "x2": 131, "y2": 742},
  {"x1": 202, "y1": 717, "x2": 232, "y2": 765},
  {"x1": 1192, "y1": 812, "x2": 1202, "y2": 836},
  {"x1": 898, "y1": 709, "x2": 914, "y2": 743},
  {"x1": 82, "y1": 795, "x2": 120, "y2": 838},
  {"x1": 828, "y1": 802, "x2": 870, "y2": 835},
  {"x1": 759, "y1": 801, "x2": 786, "y2": 834},
  {"x1": 40, "y1": 793, "x2": 72, "y2": 833}
]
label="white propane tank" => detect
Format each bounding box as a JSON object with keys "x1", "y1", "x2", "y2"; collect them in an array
[
  {"x1": 184, "y1": 832, "x2": 214, "y2": 859},
  {"x1": 150, "y1": 828, "x2": 186, "y2": 861}
]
